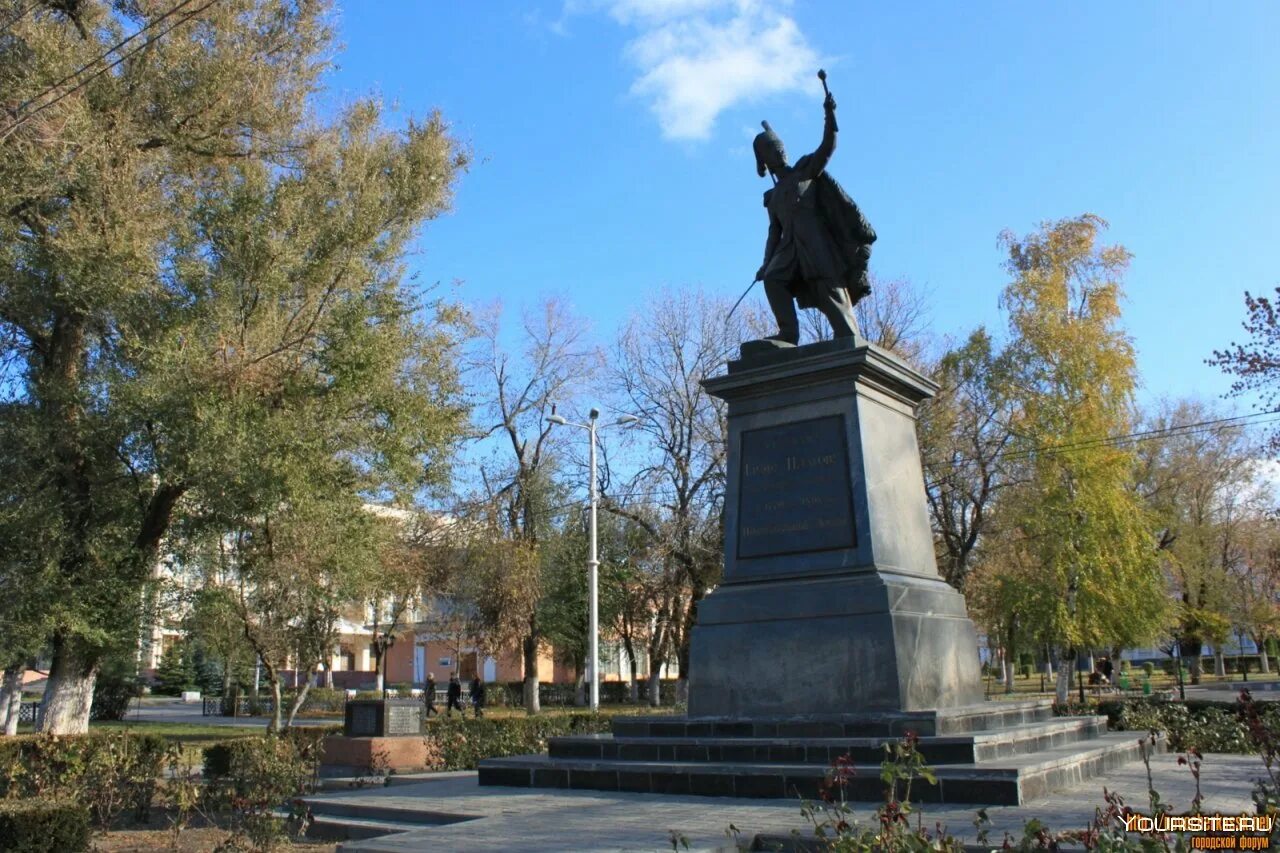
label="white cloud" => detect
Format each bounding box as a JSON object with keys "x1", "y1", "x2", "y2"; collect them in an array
[{"x1": 573, "y1": 0, "x2": 820, "y2": 141}]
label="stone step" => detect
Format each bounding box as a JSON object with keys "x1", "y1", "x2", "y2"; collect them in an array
[
  {"x1": 478, "y1": 732, "x2": 1160, "y2": 806},
  {"x1": 548, "y1": 716, "x2": 1107, "y2": 766},
  {"x1": 300, "y1": 797, "x2": 474, "y2": 827},
  {"x1": 610, "y1": 699, "x2": 1055, "y2": 739},
  {"x1": 304, "y1": 814, "x2": 420, "y2": 842}
]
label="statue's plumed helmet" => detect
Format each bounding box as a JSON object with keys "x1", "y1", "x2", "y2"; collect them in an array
[{"x1": 753, "y1": 121, "x2": 786, "y2": 177}]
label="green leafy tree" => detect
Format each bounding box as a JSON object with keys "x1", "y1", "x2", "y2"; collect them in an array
[
  {"x1": 1134, "y1": 398, "x2": 1263, "y2": 682},
  {"x1": 992, "y1": 215, "x2": 1169, "y2": 702},
  {"x1": 539, "y1": 508, "x2": 635, "y2": 702},
  {"x1": 186, "y1": 585, "x2": 255, "y2": 699},
  {"x1": 0, "y1": 0, "x2": 467, "y2": 731}
]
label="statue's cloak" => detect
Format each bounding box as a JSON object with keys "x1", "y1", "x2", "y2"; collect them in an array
[{"x1": 766, "y1": 157, "x2": 876, "y2": 309}]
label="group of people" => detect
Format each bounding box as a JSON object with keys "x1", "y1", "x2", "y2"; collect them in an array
[
  {"x1": 1087, "y1": 656, "x2": 1115, "y2": 687},
  {"x1": 423, "y1": 672, "x2": 486, "y2": 718}
]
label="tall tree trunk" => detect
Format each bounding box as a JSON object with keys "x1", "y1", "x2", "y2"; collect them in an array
[
  {"x1": 1, "y1": 666, "x2": 24, "y2": 736},
  {"x1": 675, "y1": 591, "x2": 700, "y2": 705},
  {"x1": 1054, "y1": 648, "x2": 1073, "y2": 705},
  {"x1": 1004, "y1": 622, "x2": 1017, "y2": 694},
  {"x1": 1258, "y1": 638, "x2": 1271, "y2": 675},
  {"x1": 269, "y1": 677, "x2": 283, "y2": 733},
  {"x1": 621, "y1": 634, "x2": 639, "y2": 702},
  {"x1": 521, "y1": 630, "x2": 540, "y2": 715},
  {"x1": 38, "y1": 638, "x2": 98, "y2": 734},
  {"x1": 286, "y1": 679, "x2": 313, "y2": 729},
  {"x1": 1213, "y1": 649, "x2": 1226, "y2": 678},
  {"x1": 646, "y1": 629, "x2": 667, "y2": 708},
  {"x1": 1180, "y1": 637, "x2": 1202, "y2": 685}
]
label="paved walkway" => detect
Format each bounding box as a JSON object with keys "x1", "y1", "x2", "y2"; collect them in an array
[
  {"x1": 118, "y1": 698, "x2": 335, "y2": 728},
  {"x1": 322, "y1": 751, "x2": 1265, "y2": 852}
]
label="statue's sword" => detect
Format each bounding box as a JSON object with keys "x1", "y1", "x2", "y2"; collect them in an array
[{"x1": 725, "y1": 278, "x2": 758, "y2": 325}]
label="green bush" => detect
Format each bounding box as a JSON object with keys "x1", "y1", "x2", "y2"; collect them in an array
[
  {"x1": 0, "y1": 799, "x2": 91, "y2": 852},
  {"x1": 426, "y1": 713, "x2": 613, "y2": 770},
  {"x1": 1019, "y1": 664, "x2": 1032, "y2": 679},
  {"x1": 0, "y1": 732, "x2": 169, "y2": 826},
  {"x1": 203, "y1": 731, "x2": 326, "y2": 848},
  {"x1": 300, "y1": 687, "x2": 346, "y2": 713},
  {"x1": 91, "y1": 655, "x2": 141, "y2": 722},
  {"x1": 498, "y1": 679, "x2": 681, "y2": 707},
  {"x1": 1106, "y1": 698, "x2": 1266, "y2": 753},
  {"x1": 1142, "y1": 661, "x2": 1155, "y2": 676}
]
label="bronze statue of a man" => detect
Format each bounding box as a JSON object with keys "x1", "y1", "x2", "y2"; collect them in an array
[{"x1": 752, "y1": 76, "x2": 876, "y2": 345}]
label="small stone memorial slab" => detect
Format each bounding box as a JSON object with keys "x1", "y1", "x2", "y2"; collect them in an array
[
  {"x1": 343, "y1": 698, "x2": 423, "y2": 737},
  {"x1": 737, "y1": 414, "x2": 855, "y2": 559}
]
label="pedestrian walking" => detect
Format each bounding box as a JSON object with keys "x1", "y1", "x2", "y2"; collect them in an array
[
  {"x1": 423, "y1": 672, "x2": 438, "y2": 718},
  {"x1": 470, "y1": 677, "x2": 486, "y2": 718},
  {"x1": 446, "y1": 673, "x2": 464, "y2": 717}
]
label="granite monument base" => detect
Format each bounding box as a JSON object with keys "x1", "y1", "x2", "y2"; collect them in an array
[
  {"x1": 686, "y1": 338, "x2": 983, "y2": 717},
  {"x1": 687, "y1": 571, "x2": 983, "y2": 717},
  {"x1": 321, "y1": 734, "x2": 435, "y2": 773}
]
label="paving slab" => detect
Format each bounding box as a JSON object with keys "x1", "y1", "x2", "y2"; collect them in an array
[{"x1": 317, "y1": 751, "x2": 1265, "y2": 852}]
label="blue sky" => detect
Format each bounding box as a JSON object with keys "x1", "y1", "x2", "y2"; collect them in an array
[{"x1": 325, "y1": 1, "x2": 1278, "y2": 412}]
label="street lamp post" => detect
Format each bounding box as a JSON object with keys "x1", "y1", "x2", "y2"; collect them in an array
[{"x1": 548, "y1": 409, "x2": 638, "y2": 712}]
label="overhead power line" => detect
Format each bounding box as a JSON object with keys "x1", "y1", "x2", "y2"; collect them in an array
[
  {"x1": 1, "y1": 0, "x2": 220, "y2": 141},
  {"x1": 994, "y1": 408, "x2": 1280, "y2": 465}
]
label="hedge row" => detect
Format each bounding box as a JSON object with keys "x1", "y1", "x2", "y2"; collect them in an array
[
  {"x1": 0, "y1": 799, "x2": 91, "y2": 853},
  {"x1": 490, "y1": 679, "x2": 682, "y2": 707},
  {"x1": 425, "y1": 713, "x2": 614, "y2": 770},
  {"x1": 202, "y1": 726, "x2": 332, "y2": 778},
  {"x1": 0, "y1": 732, "x2": 169, "y2": 826},
  {"x1": 1055, "y1": 696, "x2": 1280, "y2": 753}
]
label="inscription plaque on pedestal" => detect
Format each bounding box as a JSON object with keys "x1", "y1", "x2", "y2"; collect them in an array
[
  {"x1": 348, "y1": 704, "x2": 378, "y2": 737},
  {"x1": 386, "y1": 703, "x2": 421, "y2": 736},
  {"x1": 737, "y1": 415, "x2": 855, "y2": 559}
]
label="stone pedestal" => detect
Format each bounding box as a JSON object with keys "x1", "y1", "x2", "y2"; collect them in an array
[
  {"x1": 321, "y1": 734, "x2": 435, "y2": 773},
  {"x1": 687, "y1": 338, "x2": 983, "y2": 717}
]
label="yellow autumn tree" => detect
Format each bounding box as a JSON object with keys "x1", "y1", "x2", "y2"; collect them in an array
[{"x1": 990, "y1": 215, "x2": 1169, "y2": 702}]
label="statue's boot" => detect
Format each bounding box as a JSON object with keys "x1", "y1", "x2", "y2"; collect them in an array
[
  {"x1": 816, "y1": 284, "x2": 860, "y2": 340},
  {"x1": 764, "y1": 279, "x2": 800, "y2": 345}
]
